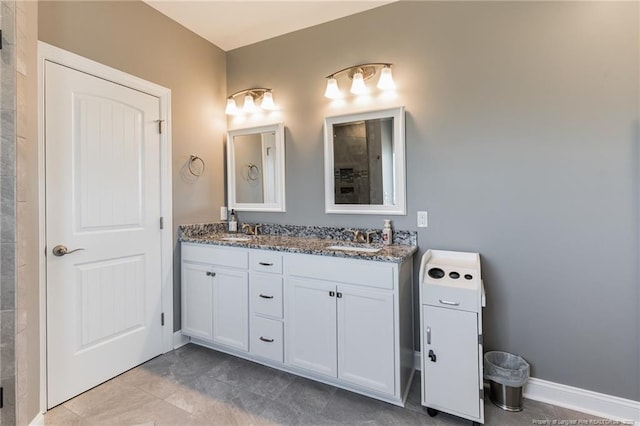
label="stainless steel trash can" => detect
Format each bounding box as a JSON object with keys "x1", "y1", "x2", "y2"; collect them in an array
[
  {"x1": 489, "y1": 380, "x2": 523, "y2": 411},
  {"x1": 484, "y1": 351, "x2": 530, "y2": 412}
]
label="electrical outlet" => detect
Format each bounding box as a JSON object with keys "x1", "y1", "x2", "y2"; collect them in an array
[
  {"x1": 417, "y1": 211, "x2": 428, "y2": 228},
  {"x1": 220, "y1": 206, "x2": 228, "y2": 221}
]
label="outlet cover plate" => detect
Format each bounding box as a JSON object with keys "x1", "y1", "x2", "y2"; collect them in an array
[{"x1": 417, "y1": 211, "x2": 428, "y2": 228}]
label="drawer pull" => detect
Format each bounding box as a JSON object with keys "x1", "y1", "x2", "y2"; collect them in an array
[
  {"x1": 259, "y1": 294, "x2": 274, "y2": 299},
  {"x1": 439, "y1": 299, "x2": 460, "y2": 306},
  {"x1": 258, "y1": 262, "x2": 274, "y2": 266},
  {"x1": 259, "y1": 336, "x2": 274, "y2": 343}
]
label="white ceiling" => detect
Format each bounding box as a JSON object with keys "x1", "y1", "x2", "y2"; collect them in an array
[{"x1": 143, "y1": 0, "x2": 396, "y2": 51}]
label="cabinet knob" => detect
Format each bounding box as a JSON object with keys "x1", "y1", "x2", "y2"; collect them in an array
[
  {"x1": 205, "y1": 271, "x2": 216, "y2": 277},
  {"x1": 336, "y1": 292, "x2": 343, "y2": 298},
  {"x1": 329, "y1": 291, "x2": 335, "y2": 297}
]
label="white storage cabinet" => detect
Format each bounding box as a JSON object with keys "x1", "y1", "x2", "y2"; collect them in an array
[
  {"x1": 420, "y1": 249, "x2": 486, "y2": 425},
  {"x1": 286, "y1": 253, "x2": 414, "y2": 405},
  {"x1": 181, "y1": 242, "x2": 415, "y2": 407},
  {"x1": 181, "y1": 243, "x2": 249, "y2": 351},
  {"x1": 249, "y1": 250, "x2": 285, "y2": 363}
]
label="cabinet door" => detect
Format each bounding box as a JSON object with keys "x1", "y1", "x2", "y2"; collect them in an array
[
  {"x1": 287, "y1": 278, "x2": 337, "y2": 377},
  {"x1": 423, "y1": 305, "x2": 479, "y2": 419},
  {"x1": 212, "y1": 268, "x2": 249, "y2": 351},
  {"x1": 337, "y1": 286, "x2": 395, "y2": 394},
  {"x1": 181, "y1": 262, "x2": 214, "y2": 341}
]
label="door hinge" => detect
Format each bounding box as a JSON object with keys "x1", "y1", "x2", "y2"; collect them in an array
[
  {"x1": 161, "y1": 312, "x2": 165, "y2": 326},
  {"x1": 156, "y1": 119, "x2": 164, "y2": 134},
  {"x1": 160, "y1": 217, "x2": 164, "y2": 229},
  {"x1": 478, "y1": 334, "x2": 483, "y2": 345}
]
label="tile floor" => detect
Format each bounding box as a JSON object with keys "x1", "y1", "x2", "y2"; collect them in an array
[{"x1": 43, "y1": 344, "x2": 605, "y2": 425}]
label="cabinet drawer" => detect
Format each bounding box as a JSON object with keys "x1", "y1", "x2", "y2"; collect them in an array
[
  {"x1": 423, "y1": 284, "x2": 478, "y2": 313},
  {"x1": 287, "y1": 253, "x2": 394, "y2": 290},
  {"x1": 182, "y1": 243, "x2": 248, "y2": 269},
  {"x1": 250, "y1": 250, "x2": 283, "y2": 274},
  {"x1": 250, "y1": 316, "x2": 283, "y2": 363},
  {"x1": 251, "y1": 274, "x2": 283, "y2": 318}
]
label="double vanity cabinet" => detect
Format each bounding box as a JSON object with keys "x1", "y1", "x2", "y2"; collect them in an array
[{"x1": 180, "y1": 238, "x2": 415, "y2": 406}]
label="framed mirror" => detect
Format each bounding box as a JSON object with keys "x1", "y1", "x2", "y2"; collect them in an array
[
  {"x1": 324, "y1": 107, "x2": 406, "y2": 215},
  {"x1": 227, "y1": 123, "x2": 286, "y2": 212}
]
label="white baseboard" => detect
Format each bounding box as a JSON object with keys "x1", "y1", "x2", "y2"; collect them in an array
[
  {"x1": 173, "y1": 330, "x2": 190, "y2": 349},
  {"x1": 29, "y1": 412, "x2": 44, "y2": 426},
  {"x1": 414, "y1": 351, "x2": 639, "y2": 424},
  {"x1": 524, "y1": 377, "x2": 639, "y2": 424}
]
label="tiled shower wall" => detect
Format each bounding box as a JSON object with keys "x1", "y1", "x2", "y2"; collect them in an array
[{"x1": 0, "y1": 0, "x2": 16, "y2": 424}]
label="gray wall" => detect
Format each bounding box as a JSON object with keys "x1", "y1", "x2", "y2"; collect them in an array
[{"x1": 227, "y1": 2, "x2": 640, "y2": 400}]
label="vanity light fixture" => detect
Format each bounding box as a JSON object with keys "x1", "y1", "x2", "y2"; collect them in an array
[
  {"x1": 225, "y1": 88, "x2": 277, "y2": 115},
  {"x1": 324, "y1": 63, "x2": 395, "y2": 99}
]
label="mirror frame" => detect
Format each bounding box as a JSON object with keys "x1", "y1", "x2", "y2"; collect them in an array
[
  {"x1": 227, "y1": 123, "x2": 286, "y2": 212},
  {"x1": 324, "y1": 106, "x2": 406, "y2": 215}
]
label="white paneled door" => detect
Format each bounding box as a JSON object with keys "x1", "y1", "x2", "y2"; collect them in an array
[{"x1": 45, "y1": 61, "x2": 163, "y2": 408}]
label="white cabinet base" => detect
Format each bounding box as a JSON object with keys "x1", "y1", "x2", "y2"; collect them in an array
[
  {"x1": 182, "y1": 243, "x2": 415, "y2": 408},
  {"x1": 187, "y1": 336, "x2": 415, "y2": 407}
]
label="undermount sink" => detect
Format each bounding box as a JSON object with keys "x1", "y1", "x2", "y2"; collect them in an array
[
  {"x1": 326, "y1": 245, "x2": 382, "y2": 254},
  {"x1": 221, "y1": 236, "x2": 252, "y2": 242}
]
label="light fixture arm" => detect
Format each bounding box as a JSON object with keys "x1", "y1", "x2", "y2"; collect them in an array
[
  {"x1": 227, "y1": 87, "x2": 272, "y2": 101},
  {"x1": 325, "y1": 63, "x2": 392, "y2": 79},
  {"x1": 225, "y1": 87, "x2": 277, "y2": 115}
]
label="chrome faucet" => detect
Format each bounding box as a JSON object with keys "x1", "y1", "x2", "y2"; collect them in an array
[
  {"x1": 242, "y1": 223, "x2": 262, "y2": 236},
  {"x1": 350, "y1": 229, "x2": 366, "y2": 243},
  {"x1": 242, "y1": 224, "x2": 255, "y2": 235}
]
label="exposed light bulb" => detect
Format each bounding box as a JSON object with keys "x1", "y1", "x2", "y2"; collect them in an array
[
  {"x1": 377, "y1": 66, "x2": 395, "y2": 91},
  {"x1": 243, "y1": 94, "x2": 257, "y2": 113},
  {"x1": 324, "y1": 77, "x2": 341, "y2": 99},
  {"x1": 225, "y1": 98, "x2": 238, "y2": 115},
  {"x1": 261, "y1": 91, "x2": 276, "y2": 110},
  {"x1": 350, "y1": 70, "x2": 368, "y2": 95}
]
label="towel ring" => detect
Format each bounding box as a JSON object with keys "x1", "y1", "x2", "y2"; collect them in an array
[
  {"x1": 246, "y1": 163, "x2": 260, "y2": 181},
  {"x1": 188, "y1": 155, "x2": 205, "y2": 176}
]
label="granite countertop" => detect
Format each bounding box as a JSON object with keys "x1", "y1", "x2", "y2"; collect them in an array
[{"x1": 178, "y1": 223, "x2": 417, "y2": 263}]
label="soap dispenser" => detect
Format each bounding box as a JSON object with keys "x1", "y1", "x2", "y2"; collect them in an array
[
  {"x1": 382, "y1": 219, "x2": 393, "y2": 245},
  {"x1": 228, "y1": 209, "x2": 238, "y2": 233}
]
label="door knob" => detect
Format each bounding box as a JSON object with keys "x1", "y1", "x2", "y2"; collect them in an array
[
  {"x1": 428, "y1": 349, "x2": 437, "y2": 363},
  {"x1": 52, "y1": 245, "x2": 85, "y2": 257}
]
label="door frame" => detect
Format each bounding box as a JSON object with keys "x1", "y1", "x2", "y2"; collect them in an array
[{"x1": 37, "y1": 42, "x2": 174, "y2": 411}]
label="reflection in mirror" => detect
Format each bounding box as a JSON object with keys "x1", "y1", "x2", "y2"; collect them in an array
[
  {"x1": 324, "y1": 107, "x2": 405, "y2": 215},
  {"x1": 332, "y1": 118, "x2": 394, "y2": 205},
  {"x1": 227, "y1": 123, "x2": 285, "y2": 212}
]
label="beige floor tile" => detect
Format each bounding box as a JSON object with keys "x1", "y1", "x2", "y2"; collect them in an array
[
  {"x1": 89, "y1": 398, "x2": 201, "y2": 426},
  {"x1": 63, "y1": 378, "x2": 159, "y2": 420},
  {"x1": 117, "y1": 366, "x2": 187, "y2": 400},
  {"x1": 44, "y1": 405, "x2": 89, "y2": 426}
]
